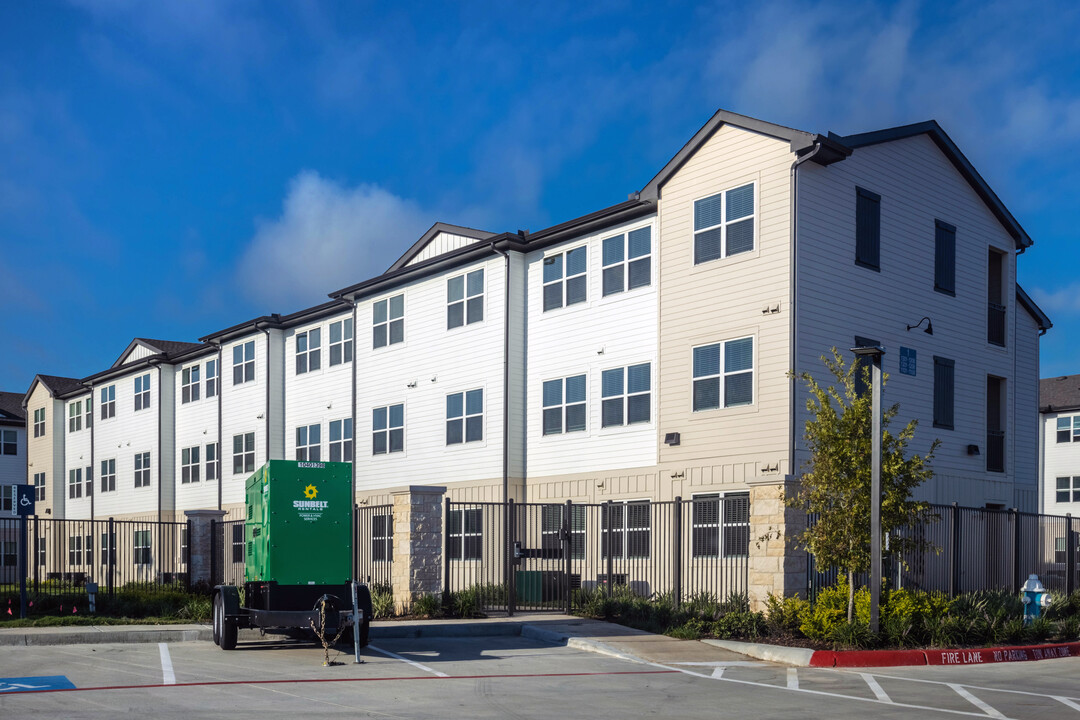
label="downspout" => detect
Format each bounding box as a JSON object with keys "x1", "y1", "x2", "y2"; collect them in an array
[
  {"x1": 209, "y1": 341, "x2": 223, "y2": 512},
  {"x1": 84, "y1": 382, "x2": 94, "y2": 522},
  {"x1": 346, "y1": 298, "x2": 358, "y2": 492},
  {"x1": 148, "y1": 358, "x2": 162, "y2": 523},
  {"x1": 490, "y1": 242, "x2": 511, "y2": 504},
  {"x1": 257, "y1": 322, "x2": 272, "y2": 462},
  {"x1": 789, "y1": 143, "x2": 824, "y2": 479}
]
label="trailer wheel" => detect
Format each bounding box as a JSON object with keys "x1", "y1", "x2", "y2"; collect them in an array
[
  {"x1": 214, "y1": 591, "x2": 238, "y2": 651},
  {"x1": 212, "y1": 592, "x2": 221, "y2": 646}
]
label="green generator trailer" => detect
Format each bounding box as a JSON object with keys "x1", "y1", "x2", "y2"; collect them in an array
[{"x1": 212, "y1": 460, "x2": 372, "y2": 651}]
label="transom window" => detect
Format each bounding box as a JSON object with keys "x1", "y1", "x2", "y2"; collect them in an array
[
  {"x1": 446, "y1": 389, "x2": 483, "y2": 444},
  {"x1": 69, "y1": 401, "x2": 82, "y2": 432},
  {"x1": 134, "y1": 373, "x2": 151, "y2": 411},
  {"x1": 181, "y1": 366, "x2": 200, "y2": 403},
  {"x1": 694, "y1": 183, "x2": 755, "y2": 264},
  {"x1": 693, "y1": 337, "x2": 754, "y2": 411},
  {"x1": 181, "y1": 446, "x2": 201, "y2": 483},
  {"x1": 33, "y1": 408, "x2": 45, "y2": 437},
  {"x1": 373, "y1": 295, "x2": 404, "y2": 349},
  {"x1": 205, "y1": 443, "x2": 219, "y2": 481},
  {"x1": 233, "y1": 341, "x2": 255, "y2": 385},
  {"x1": 296, "y1": 424, "x2": 322, "y2": 461},
  {"x1": 233, "y1": 433, "x2": 255, "y2": 475},
  {"x1": 543, "y1": 247, "x2": 587, "y2": 311},
  {"x1": 447, "y1": 508, "x2": 483, "y2": 560},
  {"x1": 0, "y1": 429, "x2": 15, "y2": 456},
  {"x1": 1056, "y1": 416, "x2": 1080, "y2": 443},
  {"x1": 100, "y1": 385, "x2": 115, "y2": 419},
  {"x1": 296, "y1": 328, "x2": 321, "y2": 375},
  {"x1": 602, "y1": 227, "x2": 651, "y2": 296},
  {"x1": 601, "y1": 363, "x2": 651, "y2": 427},
  {"x1": 602, "y1": 501, "x2": 650, "y2": 559},
  {"x1": 329, "y1": 419, "x2": 353, "y2": 462},
  {"x1": 1057, "y1": 477, "x2": 1080, "y2": 503},
  {"x1": 329, "y1": 319, "x2": 354, "y2": 366},
  {"x1": 448, "y1": 269, "x2": 484, "y2": 329},
  {"x1": 373, "y1": 404, "x2": 404, "y2": 455},
  {"x1": 134, "y1": 451, "x2": 151, "y2": 488},
  {"x1": 100, "y1": 459, "x2": 116, "y2": 493},
  {"x1": 691, "y1": 493, "x2": 750, "y2": 557},
  {"x1": 206, "y1": 359, "x2": 219, "y2": 398},
  {"x1": 542, "y1": 375, "x2": 586, "y2": 435}
]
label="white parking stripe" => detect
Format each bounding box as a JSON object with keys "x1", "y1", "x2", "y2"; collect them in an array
[
  {"x1": 158, "y1": 643, "x2": 175, "y2": 685},
  {"x1": 711, "y1": 667, "x2": 725, "y2": 679},
  {"x1": 1055, "y1": 696, "x2": 1080, "y2": 712},
  {"x1": 367, "y1": 645, "x2": 449, "y2": 678},
  {"x1": 848, "y1": 670, "x2": 1080, "y2": 703},
  {"x1": 859, "y1": 673, "x2": 891, "y2": 703},
  {"x1": 787, "y1": 668, "x2": 798, "y2": 690},
  {"x1": 948, "y1": 684, "x2": 1006, "y2": 719}
]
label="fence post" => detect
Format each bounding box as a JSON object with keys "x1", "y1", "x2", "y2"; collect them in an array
[
  {"x1": 605, "y1": 500, "x2": 614, "y2": 598},
  {"x1": 442, "y1": 497, "x2": 452, "y2": 610},
  {"x1": 1068, "y1": 515, "x2": 1076, "y2": 597},
  {"x1": 107, "y1": 517, "x2": 115, "y2": 595},
  {"x1": 33, "y1": 515, "x2": 39, "y2": 588},
  {"x1": 564, "y1": 500, "x2": 572, "y2": 615},
  {"x1": 1011, "y1": 508, "x2": 1021, "y2": 591},
  {"x1": 948, "y1": 503, "x2": 959, "y2": 598},
  {"x1": 209, "y1": 519, "x2": 217, "y2": 590},
  {"x1": 673, "y1": 497, "x2": 682, "y2": 608},
  {"x1": 507, "y1": 498, "x2": 516, "y2": 616}
]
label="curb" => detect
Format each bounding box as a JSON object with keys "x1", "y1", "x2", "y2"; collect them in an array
[
  {"x1": 702, "y1": 639, "x2": 815, "y2": 667},
  {"x1": 520, "y1": 625, "x2": 647, "y2": 664}
]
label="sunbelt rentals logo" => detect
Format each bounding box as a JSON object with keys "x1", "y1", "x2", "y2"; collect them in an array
[{"x1": 293, "y1": 483, "x2": 328, "y2": 520}]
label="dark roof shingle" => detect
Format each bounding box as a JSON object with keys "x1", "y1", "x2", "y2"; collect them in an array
[
  {"x1": 1041, "y1": 375, "x2": 1080, "y2": 413},
  {"x1": 0, "y1": 391, "x2": 26, "y2": 421}
]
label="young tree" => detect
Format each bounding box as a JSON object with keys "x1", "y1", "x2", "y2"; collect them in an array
[{"x1": 788, "y1": 348, "x2": 939, "y2": 623}]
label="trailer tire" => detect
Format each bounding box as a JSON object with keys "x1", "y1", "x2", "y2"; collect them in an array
[{"x1": 214, "y1": 589, "x2": 238, "y2": 651}]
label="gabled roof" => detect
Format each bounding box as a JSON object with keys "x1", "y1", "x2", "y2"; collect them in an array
[
  {"x1": 639, "y1": 108, "x2": 850, "y2": 201},
  {"x1": 831, "y1": 121, "x2": 1032, "y2": 249},
  {"x1": 1041, "y1": 374, "x2": 1080, "y2": 414},
  {"x1": 0, "y1": 391, "x2": 26, "y2": 423},
  {"x1": 386, "y1": 223, "x2": 497, "y2": 274},
  {"x1": 1017, "y1": 286, "x2": 1051, "y2": 334},
  {"x1": 29, "y1": 374, "x2": 84, "y2": 398},
  {"x1": 113, "y1": 338, "x2": 206, "y2": 368}
]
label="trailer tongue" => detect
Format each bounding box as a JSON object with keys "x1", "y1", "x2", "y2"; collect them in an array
[{"x1": 212, "y1": 460, "x2": 372, "y2": 655}]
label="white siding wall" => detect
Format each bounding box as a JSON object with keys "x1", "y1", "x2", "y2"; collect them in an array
[
  {"x1": 507, "y1": 252, "x2": 527, "y2": 479},
  {"x1": 62, "y1": 393, "x2": 92, "y2": 519},
  {"x1": 174, "y1": 354, "x2": 221, "y2": 513},
  {"x1": 159, "y1": 365, "x2": 176, "y2": 517},
  {"x1": 221, "y1": 332, "x2": 268, "y2": 508},
  {"x1": 406, "y1": 233, "x2": 483, "y2": 266},
  {"x1": 284, "y1": 311, "x2": 354, "y2": 463},
  {"x1": 0, "y1": 425, "x2": 25, "y2": 486},
  {"x1": 1042, "y1": 412, "x2": 1080, "y2": 515},
  {"x1": 268, "y1": 329, "x2": 285, "y2": 460},
  {"x1": 93, "y1": 369, "x2": 161, "y2": 519},
  {"x1": 354, "y1": 255, "x2": 506, "y2": 493},
  {"x1": 797, "y1": 134, "x2": 1020, "y2": 506},
  {"x1": 526, "y1": 216, "x2": 658, "y2": 479}
]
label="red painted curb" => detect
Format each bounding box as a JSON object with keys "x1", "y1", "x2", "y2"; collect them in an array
[{"x1": 809, "y1": 641, "x2": 1080, "y2": 668}]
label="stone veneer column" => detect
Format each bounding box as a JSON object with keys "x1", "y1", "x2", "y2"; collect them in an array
[
  {"x1": 746, "y1": 476, "x2": 806, "y2": 609},
  {"x1": 391, "y1": 486, "x2": 446, "y2": 611},
  {"x1": 184, "y1": 509, "x2": 227, "y2": 589}
]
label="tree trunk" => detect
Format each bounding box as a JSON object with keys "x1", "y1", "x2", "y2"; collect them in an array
[{"x1": 847, "y1": 570, "x2": 854, "y2": 623}]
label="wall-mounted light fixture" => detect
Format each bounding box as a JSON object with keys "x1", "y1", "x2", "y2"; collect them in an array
[
  {"x1": 406, "y1": 380, "x2": 417, "y2": 389},
  {"x1": 906, "y1": 316, "x2": 933, "y2": 335},
  {"x1": 257, "y1": 413, "x2": 264, "y2": 419},
  {"x1": 664, "y1": 432, "x2": 681, "y2": 446},
  {"x1": 967, "y1": 444, "x2": 981, "y2": 456},
  {"x1": 596, "y1": 480, "x2": 605, "y2": 490}
]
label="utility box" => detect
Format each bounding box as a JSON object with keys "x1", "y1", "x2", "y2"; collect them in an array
[{"x1": 244, "y1": 460, "x2": 353, "y2": 586}]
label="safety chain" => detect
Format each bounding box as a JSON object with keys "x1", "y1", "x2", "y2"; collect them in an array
[{"x1": 310, "y1": 596, "x2": 350, "y2": 666}]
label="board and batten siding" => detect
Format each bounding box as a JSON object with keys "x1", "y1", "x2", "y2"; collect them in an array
[
  {"x1": 656, "y1": 123, "x2": 794, "y2": 485},
  {"x1": 221, "y1": 331, "x2": 270, "y2": 508},
  {"x1": 406, "y1": 232, "x2": 483, "y2": 267},
  {"x1": 353, "y1": 255, "x2": 507, "y2": 497},
  {"x1": 174, "y1": 353, "x2": 221, "y2": 513},
  {"x1": 122, "y1": 344, "x2": 157, "y2": 363},
  {"x1": 92, "y1": 368, "x2": 162, "y2": 519},
  {"x1": 525, "y1": 215, "x2": 659, "y2": 483},
  {"x1": 796, "y1": 133, "x2": 1020, "y2": 505},
  {"x1": 283, "y1": 311, "x2": 354, "y2": 463}
]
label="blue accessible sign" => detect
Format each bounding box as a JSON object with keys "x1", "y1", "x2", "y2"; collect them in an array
[
  {"x1": 15, "y1": 485, "x2": 35, "y2": 516},
  {"x1": 0, "y1": 676, "x2": 75, "y2": 693}
]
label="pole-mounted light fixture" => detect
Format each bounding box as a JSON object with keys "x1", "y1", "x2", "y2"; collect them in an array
[
  {"x1": 906, "y1": 317, "x2": 933, "y2": 335},
  {"x1": 851, "y1": 344, "x2": 885, "y2": 635}
]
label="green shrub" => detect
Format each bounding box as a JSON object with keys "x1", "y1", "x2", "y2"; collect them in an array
[
  {"x1": 1057, "y1": 615, "x2": 1080, "y2": 641},
  {"x1": 371, "y1": 587, "x2": 394, "y2": 619},
  {"x1": 1001, "y1": 617, "x2": 1027, "y2": 645},
  {"x1": 830, "y1": 620, "x2": 876, "y2": 649},
  {"x1": 668, "y1": 618, "x2": 708, "y2": 640},
  {"x1": 800, "y1": 584, "x2": 850, "y2": 641},
  {"x1": 712, "y1": 611, "x2": 766, "y2": 640},
  {"x1": 409, "y1": 593, "x2": 443, "y2": 618},
  {"x1": 764, "y1": 594, "x2": 809, "y2": 635},
  {"x1": 927, "y1": 615, "x2": 963, "y2": 648},
  {"x1": 1028, "y1": 616, "x2": 1053, "y2": 643}
]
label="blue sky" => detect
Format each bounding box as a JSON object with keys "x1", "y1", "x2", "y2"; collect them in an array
[{"x1": 2, "y1": 0, "x2": 1079, "y2": 395}]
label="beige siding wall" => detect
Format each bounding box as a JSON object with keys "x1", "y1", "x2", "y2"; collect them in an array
[
  {"x1": 26, "y1": 385, "x2": 64, "y2": 517},
  {"x1": 656, "y1": 124, "x2": 795, "y2": 483}
]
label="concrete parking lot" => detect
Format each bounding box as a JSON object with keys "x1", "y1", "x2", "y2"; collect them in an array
[{"x1": 2, "y1": 630, "x2": 1079, "y2": 719}]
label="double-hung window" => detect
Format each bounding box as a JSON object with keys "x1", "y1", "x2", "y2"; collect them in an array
[
  {"x1": 372, "y1": 404, "x2": 404, "y2": 454},
  {"x1": 542, "y1": 247, "x2": 587, "y2": 311},
  {"x1": 447, "y1": 507, "x2": 482, "y2": 560},
  {"x1": 329, "y1": 419, "x2": 353, "y2": 461},
  {"x1": 181, "y1": 366, "x2": 200, "y2": 403},
  {"x1": 84, "y1": 399, "x2": 92, "y2": 429},
  {"x1": 83, "y1": 465, "x2": 92, "y2": 496},
  {"x1": 134, "y1": 452, "x2": 151, "y2": 488},
  {"x1": 855, "y1": 187, "x2": 881, "y2": 270},
  {"x1": 602, "y1": 227, "x2": 651, "y2": 295},
  {"x1": 34, "y1": 472, "x2": 45, "y2": 501},
  {"x1": 0, "y1": 541, "x2": 14, "y2": 567},
  {"x1": 68, "y1": 468, "x2": 82, "y2": 499},
  {"x1": 69, "y1": 401, "x2": 82, "y2": 432},
  {"x1": 181, "y1": 446, "x2": 201, "y2": 483},
  {"x1": 602, "y1": 501, "x2": 650, "y2": 558},
  {"x1": 601, "y1": 363, "x2": 651, "y2": 427},
  {"x1": 33, "y1": 408, "x2": 45, "y2": 437},
  {"x1": 232, "y1": 524, "x2": 244, "y2": 563},
  {"x1": 205, "y1": 359, "x2": 219, "y2": 398},
  {"x1": 372, "y1": 513, "x2": 393, "y2": 562},
  {"x1": 233, "y1": 433, "x2": 255, "y2": 474},
  {"x1": 691, "y1": 493, "x2": 750, "y2": 558},
  {"x1": 373, "y1": 295, "x2": 404, "y2": 349},
  {"x1": 100, "y1": 385, "x2": 115, "y2": 419},
  {"x1": 329, "y1": 319, "x2": 354, "y2": 366},
  {"x1": 1056, "y1": 477, "x2": 1080, "y2": 503},
  {"x1": 205, "y1": 442, "x2": 219, "y2": 481},
  {"x1": 0, "y1": 430, "x2": 15, "y2": 455},
  {"x1": 933, "y1": 356, "x2": 955, "y2": 430},
  {"x1": 134, "y1": 374, "x2": 151, "y2": 411},
  {"x1": 134, "y1": 530, "x2": 151, "y2": 565},
  {"x1": 446, "y1": 389, "x2": 483, "y2": 444},
  {"x1": 296, "y1": 328, "x2": 321, "y2": 374},
  {"x1": 233, "y1": 341, "x2": 255, "y2": 385},
  {"x1": 100, "y1": 459, "x2": 116, "y2": 493},
  {"x1": 448, "y1": 269, "x2": 484, "y2": 328},
  {"x1": 0, "y1": 486, "x2": 11, "y2": 513},
  {"x1": 1056, "y1": 416, "x2": 1080, "y2": 443},
  {"x1": 296, "y1": 424, "x2": 321, "y2": 461},
  {"x1": 693, "y1": 337, "x2": 754, "y2": 411},
  {"x1": 69, "y1": 536, "x2": 83, "y2": 565},
  {"x1": 694, "y1": 183, "x2": 754, "y2": 264},
  {"x1": 934, "y1": 220, "x2": 956, "y2": 295},
  {"x1": 542, "y1": 375, "x2": 586, "y2": 435}
]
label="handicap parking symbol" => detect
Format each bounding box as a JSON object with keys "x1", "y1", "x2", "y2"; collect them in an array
[{"x1": 0, "y1": 676, "x2": 75, "y2": 693}]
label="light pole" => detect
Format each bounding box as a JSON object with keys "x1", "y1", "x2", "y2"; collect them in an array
[{"x1": 851, "y1": 344, "x2": 885, "y2": 634}]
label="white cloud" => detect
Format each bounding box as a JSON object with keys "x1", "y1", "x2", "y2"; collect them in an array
[
  {"x1": 1029, "y1": 283, "x2": 1080, "y2": 316},
  {"x1": 236, "y1": 172, "x2": 433, "y2": 308}
]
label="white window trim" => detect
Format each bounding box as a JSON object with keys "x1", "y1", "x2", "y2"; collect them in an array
[
  {"x1": 33, "y1": 408, "x2": 45, "y2": 437},
  {"x1": 232, "y1": 341, "x2": 257, "y2": 387},
  {"x1": 372, "y1": 294, "x2": 406, "y2": 351},
  {"x1": 134, "y1": 451, "x2": 151, "y2": 489},
  {"x1": 691, "y1": 180, "x2": 759, "y2": 267},
  {"x1": 447, "y1": 507, "x2": 483, "y2": 561},
  {"x1": 541, "y1": 244, "x2": 589, "y2": 313},
  {"x1": 296, "y1": 423, "x2": 322, "y2": 461},
  {"x1": 232, "y1": 432, "x2": 256, "y2": 476},
  {"x1": 372, "y1": 403, "x2": 406, "y2": 457},
  {"x1": 600, "y1": 224, "x2": 653, "y2": 297},
  {"x1": 181, "y1": 446, "x2": 201, "y2": 484},
  {"x1": 100, "y1": 385, "x2": 116, "y2": 420},
  {"x1": 447, "y1": 268, "x2": 486, "y2": 330},
  {"x1": 295, "y1": 328, "x2": 322, "y2": 376},
  {"x1": 328, "y1": 418, "x2": 353, "y2": 462},
  {"x1": 541, "y1": 373, "x2": 588, "y2": 437},
  {"x1": 205, "y1": 442, "x2": 220, "y2": 481},
  {"x1": 205, "y1": 358, "x2": 219, "y2": 398},
  {"x1": 691, "y1": 336, "x2": 756, "y2": 413},
  {"x1": 445, "y1": 388, "x2": 485, "y2": 447},
  {"x1": 600, "y1": 362, "x2": 653, "y2": 430},
  {"x1": 100, "y1": 459, "x2": 116, "y2": 493},
  {"x1": 328, "y1": 318, "x2": 354, "y2": 367},
  {"x1": 134, "y1": 374, "x2": 151, "y2": 412},
  {"x1": 181, "y1": 366, "x2": 201, "y2": 404}
]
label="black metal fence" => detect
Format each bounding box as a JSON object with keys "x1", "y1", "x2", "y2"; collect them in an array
[
  {"x1": 1, "y1": 515, "x2": 188, "y2": 597},
  {"x1": 808, "y1": 503, "x2": 1080, "y2": 600},
  {"x1": 355, "y1": 504, "x2": 393, "y2": 589},
  {"x1": 445, "y1": 497, "x2": 750, "y2": 612},
  {"x1": 216, "y1": 518, "x2": 247, "y2": 587}
]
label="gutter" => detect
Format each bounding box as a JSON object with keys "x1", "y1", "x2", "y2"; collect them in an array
[{"x1": 256, "y1": 322, "x2": 272, "y2": 462}]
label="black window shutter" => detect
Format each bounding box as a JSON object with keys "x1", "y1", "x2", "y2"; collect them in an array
[
  {"x1": 855, "y1": 188, "x2": 881, "y2": 270},
  {"x1": 935, "y1": 220, "x2": 956, "y2": 295},
  {"x1": 933, "y1": 356, "x2": 955, "y2": 429}
]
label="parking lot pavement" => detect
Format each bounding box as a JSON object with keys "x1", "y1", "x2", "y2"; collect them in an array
[{"x1": 3, "y1": 633, "x2": 1080, "y2": 719}]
